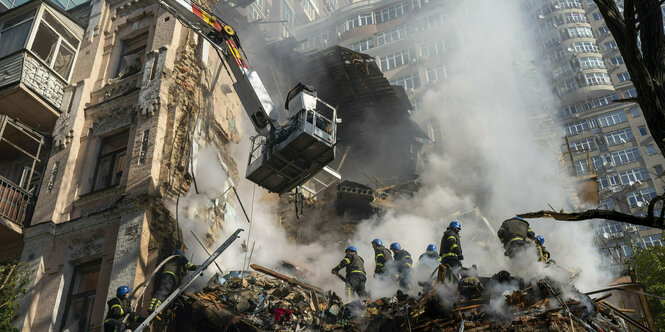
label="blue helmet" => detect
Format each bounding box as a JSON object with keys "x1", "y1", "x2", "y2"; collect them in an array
[
  {"x1": 449, "y1": 221, "x2": 461, "y2": 230},
  {"x1": 371, "y1": 239, "x2": 383, "y2": 246},
  {"x1": 536, "y1": 235, "x2": 545, "y2": 245},
  {"x1": 346, "y1": 246, "x2": 357, "y2": 253},
  {"x1": 173, "y1": 249, "x2": 183, "y2": 256},
  {"x1": 390, "y1": 242, "x2": 401, "y2": 251},
  {"x1": 514, "y1": 216, "x2": 525, "y2": 221},
  {"x1": 427, "y1": 244, "x2": 437, "y2": 252},
  {"x1": 117, "y1": 286, "x2": 131, "y2": 297}
]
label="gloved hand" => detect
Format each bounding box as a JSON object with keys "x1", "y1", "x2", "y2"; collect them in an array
[
  {"x1": 331, "y1": 269, "x2": 337, "y2": 275},
  {"x1": 458, "y1": 255, "x2": 464, "y2": 261}
]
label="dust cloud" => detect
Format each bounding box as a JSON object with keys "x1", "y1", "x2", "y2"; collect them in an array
[{"x1": 177, "y1": 0, "x2": 613, "y2": 298}]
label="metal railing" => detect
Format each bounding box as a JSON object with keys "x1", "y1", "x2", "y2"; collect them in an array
[{"x1": 0, "y1": 175, "x2": 34, "y2": 227}]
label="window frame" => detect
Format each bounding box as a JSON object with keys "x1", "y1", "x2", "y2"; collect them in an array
[
  {"x1": 91, "y1": 131, "x2": 129, "y2": 192},
  {"x1": 60, "y1": 259, "x2": 102, "y2": 332}
]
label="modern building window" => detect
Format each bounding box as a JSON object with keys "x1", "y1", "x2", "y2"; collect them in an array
[
  {"x1": 611, "y1": 146, "x2": 641, "y2": 166},
  {"x1": 60, "y1": 260, "x2": 101, "y2": 332},
  {"x1": 597, "y1": 110, "x2": 627, "y2": 127},
  {"x1": 646, "y1": 144, "x2": 657, "y2": 156},
  {"x1": 619, "y1": 167, "x2": 650, "y2": 185},
  {"x1": 390, "y1": 72, "x2": 420, "y2": 90},
  {"x1": 592, "y1": 12, "x2": 603, "y2": 20},
  {"x1": 569, "y1": 137, "x2": 596, "y2": 152},
  {"x1": 426, "y1": 65, "x2": 447, "y2": 82},
  {"x1": 604, "y1": 40, "x2": 618, "y2": 51},
  {"x1": 591, "y1": 155, "x2": 604, "y2": 171},
  {"x1": 584, "y1": 72, "x2": 611, "y2": 85},
  {"x1": 599, "y1": 198, "x2": 615, "y2": 210},
  {"x1": 604, "y1": 127, "x2": 633, "y2": 146},
  {"x1": 376, "y1": 25, "x2": 407, "y2": 46},
  {"x1": 598, "y1": 174, "x2": 620, "y2": 189},
  {"x1": 655, "y1": 165, "x2": 664, "y2": 176},
  {"x1": 375, "y1": 2, "x2": 407, "y2": 24},
  {"x1": 561, "y1": 12, "x2": 587, "y2": 23},
  {"x1": 336, "y1": 13, "x2": 373, "y2": 35},
  {"x1": 610, "y1": 56, "x2": 624, "y2": 66},
  {"x1": 638, "y1": 125, "x2": 648, "y2": 136},
  {"x1": 92, "y1": 131, "x2": 128, "y2": 191},
  {"x1": 0, "y1": 10, "x2": 34, "y2": 59},
  {"x1": 578, "y1": 57, "x2": 605, "y2": 69},
  {"x1": 575, "y1": 159, "x2": 589, "y2": 175},
  {"x1": 629, "y1": 108, "x2": 640, "y2": 117},
  {"x1": 564, "y1": 119, "x2": 591, "y2": 136},
  {"x1": 566, "y1": 27, "x2": 593, "y2": 38},
  {"x1": 302, "y1": 30, "x2": 328, "y2": 49},
  {"x1": 621, "y1": 88, "x2": 637, "y2": 98},
  {"x1": 572, "y1": 41, "x2": 599, "y2": 53},
  {"x1": 378, "y1": 48, "x2": 415, "y2": 71},
  {"x1": 642, "y1": 234, "x2": 663, "y2": 248},
  {"x1": 626, "y1": 187, "x2": 658, "y2": 208},
  {"x1": 555, "y1": 79, "x2": 577, "y2": 96},
  {"x1": 598, "y1": 27, "x2": 610, "y2": 35},
  {"x1": 349, "y1": 37, "x2": 374, "y2": 52},
  {"x1": 617, "y1": 72, "x2": 631, "y2": 82},
  {"x1": 420, "y1": 39, "x2": 445, "y2": 58}
]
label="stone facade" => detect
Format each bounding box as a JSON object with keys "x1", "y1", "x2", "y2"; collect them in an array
[{"x1": 8, "y1": 0, "x2": 246, "y2": 331}]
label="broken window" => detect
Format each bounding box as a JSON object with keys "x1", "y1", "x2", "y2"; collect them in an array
[
  {"x1": 92, "y1": 131, "x2": 128, "y2": 191},
  {"x1": 0, "y1": 10, "x2": 34, "y2": 58},
  {"x1": 60, "y1": 260, "x2": 100, "y2": 332},
  {"x1": 26, "y1": 9, "x2": 79, "y2": 80},
  {"x1": 114, "y1": 32, "x2": 148, "y2": 78}
]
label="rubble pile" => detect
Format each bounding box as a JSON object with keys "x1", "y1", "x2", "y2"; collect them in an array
[{"x1": 168, "y1": 265, "x2": 633, "y2": 331}]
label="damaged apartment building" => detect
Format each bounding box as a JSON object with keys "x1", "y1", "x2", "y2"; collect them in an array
[{"x1": 0, "y1": 0, "x2": 246, "y2": 330}]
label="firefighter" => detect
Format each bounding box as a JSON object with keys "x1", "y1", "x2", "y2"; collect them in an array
[
  {"x1": 417, "y1": 244, "x2": 440, "y2": 282},
  {"x1": 371, "y1": 238, "x2": 393, "y2": 278},
  {"x1": 148, "y1": 249, "x2": 200, "y2": 313},
  {"x1": 497, "y1": 216, "x2": 536, "y2": 258},
  {"x1": 390, "y1": 242, "x2": 413, "y2": 291},
  {"x1": 535, "y1": 235, "x2": 551, "y2": 263},
  {"x1": 440, "y1": 221, "x2": 463, "y2": 269},
  {"x1": 104, "y1": 286, "x2": 142, "y2": 332},
  {"x1": 331, "y1": 246, "x2": 367, "y2": 298}
]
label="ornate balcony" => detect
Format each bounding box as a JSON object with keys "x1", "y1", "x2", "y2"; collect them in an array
[{"x1": 0, "y1": 1, "x2": 83, "y2": 132}]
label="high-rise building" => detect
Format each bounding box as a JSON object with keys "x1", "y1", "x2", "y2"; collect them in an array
[{"x1": 527, "y1": 0, "x2": 665, "y2": 267}]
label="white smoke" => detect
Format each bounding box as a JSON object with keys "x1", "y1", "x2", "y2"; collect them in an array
[{"x1": 177, "y1": 0, "x2": 614, "y2": 299}]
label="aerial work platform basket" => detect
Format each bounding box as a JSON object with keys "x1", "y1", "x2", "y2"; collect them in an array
[{"x1": 246, "y1": 86, "x2": 338, "y2": 194}]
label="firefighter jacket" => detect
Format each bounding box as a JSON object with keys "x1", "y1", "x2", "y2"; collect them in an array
[
  {"x1": 374, "y1": 245, "x2": 393, "y2": 274},
  {"x1": 440, "y1": 228, "x2": 463, "y2": 260},
  {"x1": 105, "y1": 297, "x2": 135, "y2": 322},
  {"x1": 163, "y1": 255, "x2": 198, "y2": 284},
  {"x1": 334, "y1": 252, "x2": 366, "y2": 277},
  {"x1": 393, "y1": 249, "x2": 413, "y2": 273},
  {"x1": 497, "y1": 218, "x2": 535, "y2": 248}
]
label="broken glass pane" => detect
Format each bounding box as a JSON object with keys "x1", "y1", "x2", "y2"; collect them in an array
[{"x1": 30, "y1": 22, "x2": 58, "y2": 65}]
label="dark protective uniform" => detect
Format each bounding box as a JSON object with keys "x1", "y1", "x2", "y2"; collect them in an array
[
  {"x1": 373, "y1": 245, "x2": 393, "y2": 277},
  {"x1": 439, "y1": 228, "x2": 463, "y2": 269},
  {"x1": 393, "y1": 249, "x2": 413, "y2": 291},
  {"x1": 497, "y1": 218, "x2": 536, "y2": 258},
  {"x1": 149, "y1": 255, "x2": 198, "y2": 312},
  {"x1": 104, "y1": 296, "x2": 141, "y2": 332},
  {"x1": 333, "y1": 252, "x2": 367, "y2": 298},
  {"x1": 417, "y1": 250, "x2": 440, "y2": 282}
]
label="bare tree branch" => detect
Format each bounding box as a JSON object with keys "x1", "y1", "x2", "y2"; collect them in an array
[
  {"x1": 517, "y1": 210, "x2": 664, "y2": 229},
  {"x1": 613, "y1": 97, "x2": 639, "y2": 103}
]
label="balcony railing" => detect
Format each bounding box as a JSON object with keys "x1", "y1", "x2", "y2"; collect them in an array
[
  {"x1": 0, "y1": 175, "x2": 34, "y2": 227},
  {"x1": 0, "y1": 50, "x2": 67, "y2": 110}
]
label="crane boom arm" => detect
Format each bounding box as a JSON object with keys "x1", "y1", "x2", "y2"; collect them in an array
[{"x1": 158, "y1": 0, "x2": 278, "y2": 136}]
